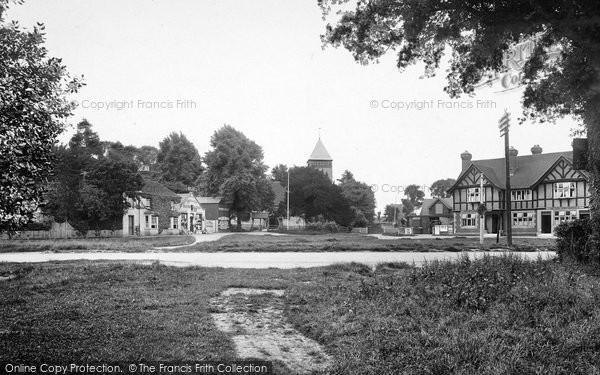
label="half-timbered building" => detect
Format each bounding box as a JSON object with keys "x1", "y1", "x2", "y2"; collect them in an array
[{"x1": 448, "y1": 145, "x2": 590, "y2": 236}]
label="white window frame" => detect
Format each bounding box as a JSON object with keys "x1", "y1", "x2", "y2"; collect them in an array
[
  {"x1": 467, "y1": 187, "x2": 482, "y2": 203},
  {"x1": 151, "y1": 216, "x2": 158, "y2": 229},
  {"x1": 145, "y1": 215, "x2": 150, "y2": 229},
  {"x1": 511, "y1": 189, "x2": 532, "y2": 201},
  {"x1": 461, "y1": 213, "x2": 477, "y2": 228},
  {"x1": 512, "y1": 211, "x2": 534, "y2": 226},
  {"x1": 553, "y1": 182, "x2": 575, "y2": 199},
  {"x1": 171, "y1": 217, "x2": 178, "y2": 229},
  {"x1": 554, "y1": 210, "x2": 577, "y2": 225}
]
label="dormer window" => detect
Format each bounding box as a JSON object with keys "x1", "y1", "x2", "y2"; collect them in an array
[{"x1": 554, "y1": 182, "x2": 575, "y2": 198}]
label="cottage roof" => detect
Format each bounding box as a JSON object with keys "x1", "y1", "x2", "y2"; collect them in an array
[
  {"x1": 453, "y1": 151, "x2": 579, "y2": 190},
  {"x1": 308, "y1": 138, "x2": 332, "y2": 161},
  {"x1": 140, "y1": 178, "x2": 180, "y2": 199},
  {"x1": 410, "y1": 197, "x2": 452, "y2": 217}
]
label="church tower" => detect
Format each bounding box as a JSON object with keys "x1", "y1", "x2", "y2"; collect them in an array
[{"x1": 307, "y1": 137, "x2": 333, "y2": 181}]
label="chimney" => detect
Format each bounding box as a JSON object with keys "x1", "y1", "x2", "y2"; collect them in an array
[
  {"x1": 509, "y1": 147, "x2": 518, "y2": 176},
  {"x1": 461, "y1": 150, "x2": 472, "y2": 171},
  {"x1": 531, "y1": 145, "x2": 542, "y2": 155}
]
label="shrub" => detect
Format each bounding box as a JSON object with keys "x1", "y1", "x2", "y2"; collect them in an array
[
  {"x1": 304, "y1": 222, "x2": 340, "y2": 233},
  {"x1": 555, "y1": 219, "x2": 598, "y2": 263}
]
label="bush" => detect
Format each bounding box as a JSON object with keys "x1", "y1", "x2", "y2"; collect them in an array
[
  {"x1": 304, "y1": 222, "x2": 341, "y2": 233},
  {"x1": 555, "y1": 219, "x2": 598, "y2": 263}
]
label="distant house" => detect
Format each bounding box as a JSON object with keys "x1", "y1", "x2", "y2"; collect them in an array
[
  {"x1": 123, "y1": 178, "x2": 181, "y2": 236},
  {"x1": 448, "y1": 145, "x2": 590, "y2": 236},
  {"x1": 195, "y1": 196, "x2": 230, "y2": 232},
  {"x1": 407, "y1": 197, "x2": 453, "y2": 234}
]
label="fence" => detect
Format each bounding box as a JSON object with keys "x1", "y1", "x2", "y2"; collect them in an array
[{"x1": 2, "y1": 222, "x2": 123, "y2": 240}]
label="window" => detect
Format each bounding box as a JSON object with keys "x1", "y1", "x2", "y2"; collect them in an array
[
  {"x1": 139, "y1": 197, "x2": 151, "y2": 208},
  {"x1": 171, "y1": 217, "x2": 178, "y2": 229},
  {"x1": 151, "y1": 216, "x2": 158, "y2": 229},
  {"x1": 435, "y1": 203, "x2": 443, "y2": 214},
  {"x1": 145, "y1": 215, "x2": 150, "y2": 228},
  {"x1": 554, "y1": 210, "x2": 577, "y2": 224},
  {"x1": 467, "y1": 187, "x2": 482, "y2": 203},
  {"x1": 511, "y1": 189, "x2": 532, "y2": 201},
  {"x1": 461, "y1": 213, "x2": 477, "y2": 227},
  {"x1": 554, "y1": 182, "x2": 576, "y2": 198},
  {"x1": 513, "y1": 211, "x2": 534, "y2": 226}
]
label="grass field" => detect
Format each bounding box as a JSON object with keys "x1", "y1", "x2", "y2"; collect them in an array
[
  {"x1": 186, "y1": 233, "x2": 555, "y2": 253},
  {"x1": 2, "y1": 256, "x2": 599, "y2": 374},
  {"x1": 0, "y1": 235, "x2": 196, "y2": 253},
  {"x1": 0, "y1": 233, "x2": 556, "y2": 253}
]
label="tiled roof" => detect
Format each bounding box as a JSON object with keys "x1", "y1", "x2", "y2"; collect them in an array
[
  {"x1": 308, "y1": 138, "x2": 332, "y2": 161},
  {"x1": 141, "y1": 178, "x2": 180, "y2": 199},
  {"x1": 412, "y1": 197, "x2": 453, "y2": 217},
  {"x1": 459, "y1": 151, "x2": 576, "y2": 189}
]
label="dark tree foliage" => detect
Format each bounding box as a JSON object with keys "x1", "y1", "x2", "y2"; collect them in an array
[
  {"x1": 404, "y1": 184, "x2": 425, "y2": 208},
  {"x1": 271, "y1": 164, "x2": 289, "y2": 187},
  {"x1": 430, "y1": 178, "x2": 456, "y2": 198},
  {"x1": 284, "y1": 166, "x2": 354, "y2": 226},
  {"x1": 204, "y1": 125, "x2": 274, "y2": 228},
  {"x1": 0, "y1": 1, "x2": 83, "y2": 235},
  {"x1": 156, "y1": 132, "x2": 204, "y2": 193},
  {"x1": 320, "y1": 0, "x2": 600, "y2": 249},
  {"x1": 43, "y1": 121, "x2": 142, "y2": 234},
  {"x1": 338, "y1": 170, "x2": 376, "y2": 226},
  {"x1": 384, "y1": 203, "x2": 402, "y2": 223}
]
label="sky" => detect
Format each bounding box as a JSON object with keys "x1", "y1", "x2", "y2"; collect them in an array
[{"x1": 6, "y1": 0, "x2": 580, "y2": 212}]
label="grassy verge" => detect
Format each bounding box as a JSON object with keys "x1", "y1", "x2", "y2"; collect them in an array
[
  {"x1": 0, "y1": 235, "x2": 196, "y2": 253},
  {"x1": 0, "y1": 261, "x2": 319, "y2": 374},
  {"x1": 0, "y1": 233, "x2": 555, "y2": 254},
  {"x1": 186, "y1": 233, "x2": 555, "y2": 253},
  {"x1": 2, "y1": 257, "x2": 599, "y2": 373},
  {"x1": 286, "y1": 255, "x2": 600, "y2": 374}
]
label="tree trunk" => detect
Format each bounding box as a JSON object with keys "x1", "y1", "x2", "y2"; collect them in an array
[
  {"x1": 585, "y1": 95, "x2": 600, "y2": 261},
  {"x1": 237, "y1": 216, "x2": 242, "y2": 231}
]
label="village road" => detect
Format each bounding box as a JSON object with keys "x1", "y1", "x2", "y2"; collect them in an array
[{"x1": 0, "y1": 250, "x2": 555, "y2": 268}]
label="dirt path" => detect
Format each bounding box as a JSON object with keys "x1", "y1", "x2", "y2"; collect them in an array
[{"x1": 209, "y1": 288, "x2": 331, "y2": 374}]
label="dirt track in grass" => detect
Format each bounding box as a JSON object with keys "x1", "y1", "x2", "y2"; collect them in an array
[{"x1": 209, "y1": 288, "x2": 331, "y2": 374}]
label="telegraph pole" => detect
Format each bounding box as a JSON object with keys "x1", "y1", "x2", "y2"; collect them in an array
[
  {"x1": 479, "y1": 173, "x2": 485, "y2": 245},
  {"x1": 498, "y1": 111, "x2": 513, "y2": 247},
  {"x1": 286, "y1": 169, "x2": 290, "y2": 231}
]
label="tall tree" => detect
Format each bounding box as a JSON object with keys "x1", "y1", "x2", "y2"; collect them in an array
[
  {"x1": 204, "y1": 125, "x2": 274, "y2": 228},
  {"x1": 338, "y1": 170, "x2": 376, "y2": 226},
  {"x1": 156, "y1": 132, "x2": 203, "y2": 193},
  {"x1": 320, "y1": 0, "x2": 600, "y2": 249},
  {"x1": 384, "y1": 203, "x2": 402, "y2": 224},
  {"x1": 0, "y1": 2, "x2": 83, "y2": 235},
  {"x1": 44, "y1": 121, "x2": 142, "y2": 234},
  {"x1": 271, "y1": 164, "x2": 289, "y2": 187},
  {"x1": 284, "y1": 166, "x2": 354, "y2": 226},
  {"x1": 430, "y1": 178, "x2": 456, "y2": 198},
  {"x1": 404, "y1": 184, "x2": 425, "y2": 208}
]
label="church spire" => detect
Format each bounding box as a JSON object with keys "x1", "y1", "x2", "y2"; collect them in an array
[{"x1": 307, "y1": 137, "x2": 333, "y2": 181}]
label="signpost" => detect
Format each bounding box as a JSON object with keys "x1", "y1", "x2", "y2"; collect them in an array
[{"x1": 498, "y1": 111, "x2": 513, "y2": 246}]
